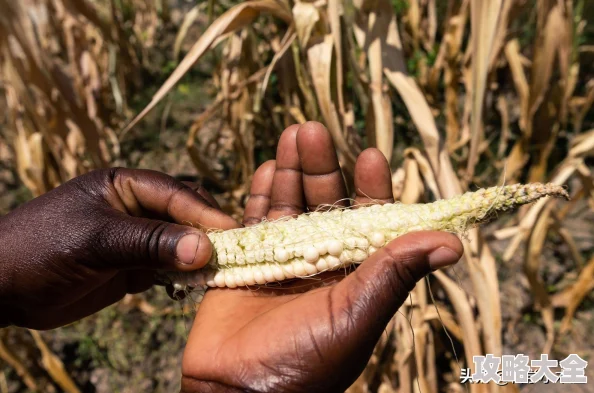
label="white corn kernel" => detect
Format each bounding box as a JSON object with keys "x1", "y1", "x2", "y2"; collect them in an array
[
  {"x1": 254, "y1": 268, "x2": 266, "y2": 285},
  {"x1": 339, "y1": 250, "x2": 353, "y2": 264},
  {"x1": 256, "y1": 249, "x2": 265, "y2": 262},
  {"x1": 326, "y1": 255, "x2": 341, "y2": 270},
  {"x1": 293, "y1": 260, "x2": 306, "y2": 276},
  {"x1": 272, "y1": 265, "x2": 285, "y2": 281},
  {"x1": 214, "y1": 271, "x2": 226, "y2": 288},
  {"x1": 282, "y1": 265, "x2": 295, "y2": 279},
  {"x1": 246, "y1": 251, "x2": 256, "y2": 264},
  {"x1": 344, "y1": 237, "x2": 357, "y2": 248},
  {"x1": 315, "y1": 241, "x2": 327, "y2": 255},
  {"x1": 327, "y1": 239, "x2": 343, "y2": 256},
  {"x1": 234, "y1": 273, "x2": 245, "y2": 287},
  {"x1": 304, "y1": 261, "x2": 318, "y2": 275},
  {"x1": 360, "y1": 222, "x2": 371, "y2": 233},
  {"x1": 225, "y1": 272, "x2": 237, "y2": 289},
  {"x1": 274, "y1": 248, "x2": 289, "y2": 263},
  {"x1": 315, "y1": 257, "x2": 329, "y2": 272},
  {"x1": 243, "y1": 267, "x2": 256, "y2": 286},
  {"x1": 303, "y1": 246, "x2": 319, "y2": 263},
  {"x1": 370, "y1": 232, "x2": 385, "y2": 248},
  {"x1": 352, "y1": 249, "x2": 368, "y2": 262},
  {"x1": 262, "y1": 265, "x2": 274, "y2": 282},
  {"x1": 356, "y1": 238, "x2": 369, "y2": 248}
]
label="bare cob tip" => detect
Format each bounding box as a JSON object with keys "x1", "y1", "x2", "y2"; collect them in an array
[
  {"x1": 464, "y1": 182, "x2": 569, "y2": 224},
  {"x1": 536, "y1": 183, "x2": 570, "y2": 200},
  {"x1": 504, "y1": 182, "x2": 569, "y2": 202}
]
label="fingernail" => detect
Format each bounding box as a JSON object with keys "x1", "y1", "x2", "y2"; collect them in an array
[
  {"x1": 428, "y1": 247, "x2": 461, "y2": 270},
  {"x1": 176, "y1": 234, "x2": 200, "y2": 265}
]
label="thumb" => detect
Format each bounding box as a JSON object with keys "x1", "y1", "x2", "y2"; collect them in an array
[
  {"x1": 95, "y1": 213, "x2": 213, "y2": 271},
  {"x1": 337, "y1": 231, "x2": 463, "y2": 334}
]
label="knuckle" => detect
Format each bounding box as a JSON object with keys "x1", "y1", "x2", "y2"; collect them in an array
[
  {"x1": 243, "y1": 217, "x2": 263, "y2": 226},
  {"x1": 96, "y1": 216, "x2": 170, "y2": 267},
  {"x1": 141, "y1": 221, "x2": 170, "y2": 264},
  {"x1": 269, "y1": 203, "x2": 302, "y2": 216},
  {"x1": 381, "y1": 246, "x2": 425, "y2": 295}
]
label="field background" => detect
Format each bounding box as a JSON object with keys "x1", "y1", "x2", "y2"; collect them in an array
[{"x1": 0, "y1": 0, "x2": 593, "y2": 392}]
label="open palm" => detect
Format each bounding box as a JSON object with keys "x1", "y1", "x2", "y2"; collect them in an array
[{"x1": 181, "y1": 122, "x2": 462, "y2": 393}]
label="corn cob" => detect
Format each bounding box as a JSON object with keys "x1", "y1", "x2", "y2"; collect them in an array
[{"x1": 167, "y1": 183, "x2": 568, "y2": 292}]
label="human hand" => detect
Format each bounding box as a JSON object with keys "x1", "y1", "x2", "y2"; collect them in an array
[
  {"x1": 181, "y1": 122, "x2": 463, "y2": 393},
  {"x1": 0, "y1": 168, "x2": 239, "y2": 329}
]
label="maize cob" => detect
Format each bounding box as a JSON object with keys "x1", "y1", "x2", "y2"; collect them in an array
[{"x1": 167, "y1": 183, "x2": 568, "y2": 292}]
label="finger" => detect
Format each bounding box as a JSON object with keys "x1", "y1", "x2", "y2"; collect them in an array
[
  {"x1": 98, "y1": 211, "x2": 214, "y2": 271},
  {"x1": 244, "y1": 160, "x2": 276, "y2": 226},
  {"x1": 296, "y1": 121, "x2": 348, "y2": 211},
  {"x1": 336, "y1": 231, "x2": 462, "y2": 337},
  {"x1": 268, "y1": 125, "x2": 305, "y2": 220},
  {"x1": 109, "y1": 168, "x2": 239, "y2": 231},
  {"x1": 181, "y1": 181, "x2": 221, "y2": 210},
  {"x1": 353, "y1": 148, "x2": 394, "y2": 206}
]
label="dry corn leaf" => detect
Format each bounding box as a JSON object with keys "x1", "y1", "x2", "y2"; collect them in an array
[
  {"x1": 572, "y1": 80, "x2": 594, "y2": 132},
  {"x1": 569, "y1": 128, "x2": 594, "y2": 158},
  {"x1": 365, "y1": 8, "x2": 394, "y2": 161},
  {"x1": 503, "y1": 129, "x2": 593, "y2": 260},
  {"x1": 122, "y1": 0, "x2": 292, "y2": 135},
  {"x1": 423, "y1": 306, "x2": 464, "y2": 342},
  {"x1": 29, "y1": 330, "x2": 80, "y2": 393},
  {"x1": 400, "y1": 153, "x2": 424, "y2": 204},
  {"x1": 466, "y1": 0, "x2": 502, "y2": 182},
  {"x1": 307, "y1": 34, "x2": 358, "y2": 170},
  {"x1": 432, "y1": 270, "x2": 487, "y2": 393},
  {"x1": 260, "y1": 26, "x2": 296, "y2": 97},
  {"x1": 425, "y1": 0, "x2": 437, "y2": 51},
  {"x1": 407, "y1": 0, "x2": 420, "y2": 51},
  {"x1": 0, "y1": 330, "x2": 38, "y2": 391},
  {"x1": 488, "y1": 0, "x2": 515, "y2": 70},
  {"x1": 292, "y1": 1, "x2": 319, "y2": 48},
  {"x1": 173, "y1": 4, "x2": 207, "y2": 61},
  {"x1": 403, "y1": 148, "x2": 440, "y2": 199},
  {"x1": 552, "y1": 256, "x2": 594, "y2": 334},
  {"x1": 528, "y1": 3, "x2": 568, "y2": 128},
  {"x1": 504, "y1": 39, "x2": 529, "y2": 133},
  {"x1": 328, "y1": 0, "x2": 346, "y2": 116},
  {"x1": 524, "y1": 202, "x2": 555, "y2": 354}
]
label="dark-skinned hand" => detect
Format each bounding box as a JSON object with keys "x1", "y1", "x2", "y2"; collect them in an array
[
  {"x1": 0, "y1": 168, "x2": 238, "y2": 329},
  {"x1": 180, "y1": 122, "x2": 463, "y2": 393}
]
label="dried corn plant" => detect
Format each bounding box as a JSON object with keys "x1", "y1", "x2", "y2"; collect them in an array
[
  {"x1": 126, "y1": 0, "x2": 594, "y2": 392},
  {"x1": 0, "y1": 0, "x2": 164, "y2": 196}
]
